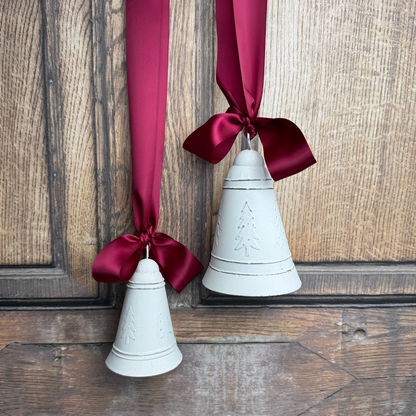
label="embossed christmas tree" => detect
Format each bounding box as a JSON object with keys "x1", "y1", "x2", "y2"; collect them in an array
[
  {"x1": 214, "y1": 207, "x2": 223, "y2": 246},
  {"x1": 121, "y1": 305, "x2": 136, "y2": 345},
  {"x1": 235, "y1": 202, "x2": 260, "y2": 257}
]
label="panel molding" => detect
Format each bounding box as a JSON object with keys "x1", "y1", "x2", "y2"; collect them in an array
[{"x1": 200, "y1": 262, "x2": 416, "y2": 305}]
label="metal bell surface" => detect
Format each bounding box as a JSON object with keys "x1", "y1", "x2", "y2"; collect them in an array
[
  {"x1": 106, "y1": 258, "x2": 182, "y2": 377},
  {"x1": 202, "y1": 149, "x2": 302, "y2": 297}
]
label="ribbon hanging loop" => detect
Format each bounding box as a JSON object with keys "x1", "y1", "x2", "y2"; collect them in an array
[
  {"x1": 183, "y1": 0, "x2": 316, "y2": 181},
  {"x1": 92, "y1": 0, "x2": 203, "y2": 293}
]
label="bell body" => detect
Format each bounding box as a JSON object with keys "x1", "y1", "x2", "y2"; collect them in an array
[
  {"x1": 202, "y1": 149, "x2": 302, "y2": 297},
  {"x1": 106, "y1": 258, "x2": 182, "y2": 377}
]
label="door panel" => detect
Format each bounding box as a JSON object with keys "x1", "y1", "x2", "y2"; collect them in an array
[
  {"x1": 213, "y1": 0, "x2": 416, "y2": 262},
  {"x1": 0, "y1": 1, "x2": 52, "y2": 266},
  {"x1": 1, "y1": 0, "x2": 99, "y2": 299},
  {"x1": 207, "y1": 0, "x2": 416, "y2": 302}
]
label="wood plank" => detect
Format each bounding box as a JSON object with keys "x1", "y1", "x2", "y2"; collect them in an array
[
  {"x1": 0, "y1": 343, "x2": 352, "y2": 415},
  {"x1": 189, "y1": 0, "x2": 216, "y2": 306},
  {"x1": 2, "y1": 307, "x2": 416, "y2": 380},
  {"x1": 51, "y1": 0, "x2": 97, "y2": 293},
  {"x1": 91, "y1": 0, "x2": 133, "y2": 304},
  {"x1": 0, "y1": 0, "x2": 52, "y2": 265},
  {"x1": 0, "y1": 309, "x2": 120, "y2": 351},
  {"x1": 302, "y1": 378, "x2": 416, "y2": 415},
  {"x1": 159, "y1": 0, "x2": 197, "y2": 306},
  {"x1": 0, "y1": 308, "x2": 341, "y2": 361},
  {"x1": 40, "y1": 0, "x2": 98, "y2": 297},
  {"x1": 158, "y1": 0, "x2": 214, "y2": 307},
  {"x1": 92, "y1": 0, "x2": 133, "y2": 255}
]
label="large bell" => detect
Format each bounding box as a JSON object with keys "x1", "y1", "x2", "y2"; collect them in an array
[
  {"x1": 203, "y1": 149, "x2": 302, "y2": 297},
  {"x1": 106, "y1": 258, "x2": 182, "y2": 377}
]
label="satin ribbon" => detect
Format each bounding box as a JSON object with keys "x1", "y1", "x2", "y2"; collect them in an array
[
  {"x1": 183, "y1": 0, "x2": 316, "y2": 181},
  {"x1": 92, "y1": 0, "x2": 203, "y2": 293}
]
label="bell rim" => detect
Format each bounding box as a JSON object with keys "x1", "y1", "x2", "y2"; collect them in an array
[
  {"x1": 105, "y1": 344, "x2": 183, "y2": 378},
  {"x1": 202, "y1": 265, "x2": 302, "y2": 297}
]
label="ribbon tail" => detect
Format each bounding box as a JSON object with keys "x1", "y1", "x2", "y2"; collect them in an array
[
  {"x1": 92, "y1": 235, "x2": 144, "y2": 283},
  {"x1": 151, "y1": 232, "x2": 203, "y2": 293},
  {"x1": 257, "y1": 118, "x2": 316, "y2": 181},
  {"x1": 183, "y1": 113, "x2": 243, "y2": 164}
]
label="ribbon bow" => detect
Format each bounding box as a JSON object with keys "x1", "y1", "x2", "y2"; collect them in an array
[
  {"x1": 92, "y1": 229, "x2": 202, "y2": 294},
  {"x1": 183, "y1": 0, "x2": 316, "y2": 181},
  {"x1": 92, "y1": 0, "x2": 203, "y2": 293}
]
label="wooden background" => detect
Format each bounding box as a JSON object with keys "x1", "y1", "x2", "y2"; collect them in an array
[{"x1": 1, "y1": 0, "x2": 416, "y2": 414}]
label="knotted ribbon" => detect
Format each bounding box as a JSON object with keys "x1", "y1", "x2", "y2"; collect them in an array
[
  {"x1": 183, "y1": 0, "x2": 316, "y2": 181},
  {"x1": 92, "y1": 0, "x2": 203, "y2": 293}
]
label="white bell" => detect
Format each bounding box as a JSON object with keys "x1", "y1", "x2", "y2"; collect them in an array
[
  {"x1": 203, "y1": 149, "x2": 302, "y2": 297},
  {"x1": 106, "y1": 258, "x2": 182, "y2": 377}
]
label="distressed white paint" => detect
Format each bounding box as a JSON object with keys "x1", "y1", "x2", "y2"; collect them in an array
[
  {"x1": 105, "y1": 259, "x2": 182, "y2": 377},
  {"x1": 203, "y1": 150, "x2": 302, "y2": 296}
]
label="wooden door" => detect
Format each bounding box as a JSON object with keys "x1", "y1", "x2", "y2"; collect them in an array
[{"x1": 1, "y1": 0, "x2": 416, "y2": 415}]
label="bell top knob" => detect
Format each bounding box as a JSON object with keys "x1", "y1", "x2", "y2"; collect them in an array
[
  {"x1": 233, "y1": 149, "x2": 264, "y2": 166},
  {"x1": 130, "y1": 258, "x2": 164, "y2": 284},
  {"x1": 226, "y1": 149, "x2": 272, "y2": 182}
]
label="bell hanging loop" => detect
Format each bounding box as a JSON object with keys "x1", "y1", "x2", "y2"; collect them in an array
[
  {"x1": 202, "y1": 149, "x2": 302, "y2": 297},
  {"x1": 246, "y1": 132, "x2": 252, "y2": 150}
]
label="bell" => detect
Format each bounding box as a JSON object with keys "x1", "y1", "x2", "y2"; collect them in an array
[
  {"x1": 203, "y1": 149, "x2": 302, "y2": 297},
  {"x1": 106, "y1": 257, "x2": 182, "y2": 377}
]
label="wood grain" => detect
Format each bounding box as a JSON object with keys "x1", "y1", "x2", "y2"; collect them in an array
[
  {"x1": 262, "y1": 0, "x2": 416, "y2": 262},
  {"x1": 46, "y1": 0, "x2": 97, "y2": 292},
  {"x1": 303, "y1": 378, "x2": 416, "y2": 415},
  {"x1": 0, "y1": 308, "x2": 341, "y2": 357},
  {"x1": 91, "y1": 0, "x2": 133, "y2": 305},
  {"x1": 92, "y1": 0, "x2": 133, "y2": 252},
  {"x1": 0, "y1": 309, "x2": 120, "y2": 351},
  {"x1": 291, "y1": 263, "x2": 416, "y2": 295},
  {"x1": 158, "y1": 0, "x2": 214, "y2": 306},
  {"x1": 3, "y1": 307, "x2": 416, "y2": 380},
  {"x1": 0, "y1": 0, "x2": 52, "y2": 265},
  {"x1": 2, "y1": 307, "x2": 416, "y2": 413},
  {"x1": 0, "y1": 343, "x2": 352, "y2": 416},
  {"x1": 0, "y1": 0, "x2": 107, "y2": 298},
  {"x1": 338, "y1": 308, "x2": 416, "y2": 378}
]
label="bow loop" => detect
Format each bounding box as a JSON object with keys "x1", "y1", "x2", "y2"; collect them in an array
[{"x1": 92, "y1": 231, "x2": 203, "y2": 293}]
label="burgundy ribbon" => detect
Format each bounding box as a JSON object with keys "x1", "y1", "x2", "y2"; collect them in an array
[
  {"x1": 183, "y1": 0, "x2": 316, "y2": 181},
  {"x1": 92, "y1": 0, "x2": 203, "y2": 293}
]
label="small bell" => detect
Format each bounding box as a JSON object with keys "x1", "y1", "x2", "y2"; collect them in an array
[
  {"x1": 106, "y1": 257, "x2": 182, "y2": 377},
  {"x1": 203, "y1": 149, "x2": 302, "y2": 297}
]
